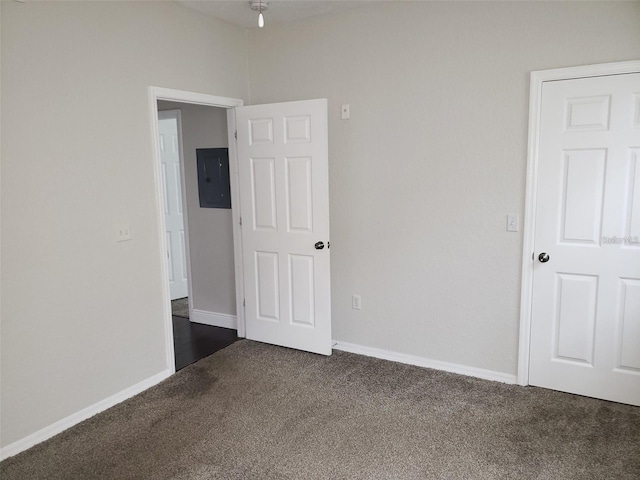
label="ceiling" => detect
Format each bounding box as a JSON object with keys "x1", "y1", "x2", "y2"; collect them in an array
[{"x1": 177, "y1": 1, "x2": 368, "y2": 29}]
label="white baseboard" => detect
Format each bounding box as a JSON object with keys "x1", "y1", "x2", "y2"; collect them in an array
[
  {"x1": 0, "y1": 369, "x2": 172, "y2": 461},
  {"x1": 190, "y1": 309, "x2": 237, "y2": 330},
  {"x1": 332, "y1": 341, "x2": 517, "y2": 385}
]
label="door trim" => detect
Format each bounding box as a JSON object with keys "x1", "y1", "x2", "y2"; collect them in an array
[
  {"x1": 148, "y1": 87, "x2": 244, "y2": 374},
  {"x1": 517, "y1": 60, "x2": 640, "y2": 386}
]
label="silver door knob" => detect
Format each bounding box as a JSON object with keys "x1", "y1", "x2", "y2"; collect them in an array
[{"x1": 538, "y1": 252, "x2": 550, "y2": 263}]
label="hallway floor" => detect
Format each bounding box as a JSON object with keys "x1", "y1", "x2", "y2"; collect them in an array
[{"x1": 172, "y1": 316, "x2": 237, "y2": 371}]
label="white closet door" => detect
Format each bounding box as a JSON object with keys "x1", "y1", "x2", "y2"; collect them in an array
[{"x1": 530, "y1": 73, "x2": 640, "y2": 405}]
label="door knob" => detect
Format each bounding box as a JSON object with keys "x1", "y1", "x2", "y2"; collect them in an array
[
  {"x1": 538, "y1": 252, "x2": 550, "y2": 263},
  {"x1": 314, "y1": 241, "x2": 324, "y2": 250}
]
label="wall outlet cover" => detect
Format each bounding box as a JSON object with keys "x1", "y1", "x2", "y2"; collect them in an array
[{"x1": 116, "y1": 224, "x2": 131, "y2": 242}]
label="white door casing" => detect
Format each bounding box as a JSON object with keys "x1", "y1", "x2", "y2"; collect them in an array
[
  {"x1": 235, "y1": 99, "x2": 331, "y2": 355},
  {"x1": 150, "y1": 87, "x2": 243, "y2": 374},
  {"x1": 158, "y1": 111, "x2": 189, "y2": 300},
  {"x1": 528, "y1": 72, "x2": 640, "y2": 405}
]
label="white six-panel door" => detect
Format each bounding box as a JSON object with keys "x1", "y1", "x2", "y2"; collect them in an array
[
  {"x1": 158, "y1": 111, "x2": 189, "y2": 300},
  {"x1": 235, "y1": 99, "x2": 331, "y2": 355},
  {"x1": 530, "y1": 73, "x2": 640, "y2": 405}
]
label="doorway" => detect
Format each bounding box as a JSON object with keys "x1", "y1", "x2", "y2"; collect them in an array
[
  {"x1": 518, "y1": 61, "x2": 640, "y2": 405},
  {"x1": 150, "y1": 88, "x2": 244, "y2": 372},
  {"x1": 159, "y1": 102, "x2": 238, "y2": 370}
]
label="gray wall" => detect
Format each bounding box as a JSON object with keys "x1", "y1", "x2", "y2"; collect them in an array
[
  {"x1": 247, "y1": 1, "x2": 640, "y2": 376},
  {"x1": 157, "y1": 101, "x2": 236, "y2": 316},
  {"x1": 0, "y1": 1, "x2": 248, "y2": 448}
]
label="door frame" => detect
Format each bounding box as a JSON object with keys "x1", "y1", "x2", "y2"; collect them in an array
[
  {"x1": 517, "y1": 60, "x2": 640, "y2": 386},
  {"x1": 148, "y1": 87, "x2": 245, "y2": 374}
]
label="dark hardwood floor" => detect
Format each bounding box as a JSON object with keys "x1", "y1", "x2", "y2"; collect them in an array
[{"x1": 172, "y1": 316, "x2": 238, "y2": 371}]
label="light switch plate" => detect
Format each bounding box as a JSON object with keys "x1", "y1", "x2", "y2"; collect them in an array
[
  {"x1": 352, "y1": 294, "x2": 361, "y2": 310},
  {"x1": 507, "y1": 214, "x2": 519, "y2": 232}
]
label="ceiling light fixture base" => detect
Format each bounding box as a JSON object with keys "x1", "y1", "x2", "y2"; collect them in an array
[{"x1": 250, "y1": 1, "x2": 269, "y2": 12}]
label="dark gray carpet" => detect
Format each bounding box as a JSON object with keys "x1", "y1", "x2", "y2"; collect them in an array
[
  {"x1": 172, "y1": 297, "x2": 189, "y2": 319},
  {"x1": 1, "y1": 340, "x2": 638, "y2": 479}
]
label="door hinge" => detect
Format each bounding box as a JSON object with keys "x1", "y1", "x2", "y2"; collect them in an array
[
  {"x1": 239, "y1": 216, "x2": 243, "y2": 226},
  {"x1": 243, "y1": 299, "x2": 246, "y2": 307},
  {"x1": 234, "y1": 130, "x2": 237, "y2": 140}
]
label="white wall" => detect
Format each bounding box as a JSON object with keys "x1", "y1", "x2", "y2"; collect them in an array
[
  {"x1": 247, "y1": 1, "x2": 640, "y2": 375},
  {"x1": 157, "y1": 101, "x2": 236, "y2": 316},
  {"x1": 0, "y1": 1, "x2": 247, "y2": 448}
]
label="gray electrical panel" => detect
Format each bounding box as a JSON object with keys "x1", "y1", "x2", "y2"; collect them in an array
[{"x1": 196, "y1": 148, "x2": 231, "y2": 209}]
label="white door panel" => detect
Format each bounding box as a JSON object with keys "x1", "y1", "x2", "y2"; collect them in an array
[
  {"x1": 236, "y1": 99, "x2": 331, "y2": 355},
  {"x1": 530, "y1": 73, "x2": 640, "y2": 405},
  {"x1": 158, "y1": 111, "x2": 188, "y2": 300}
]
